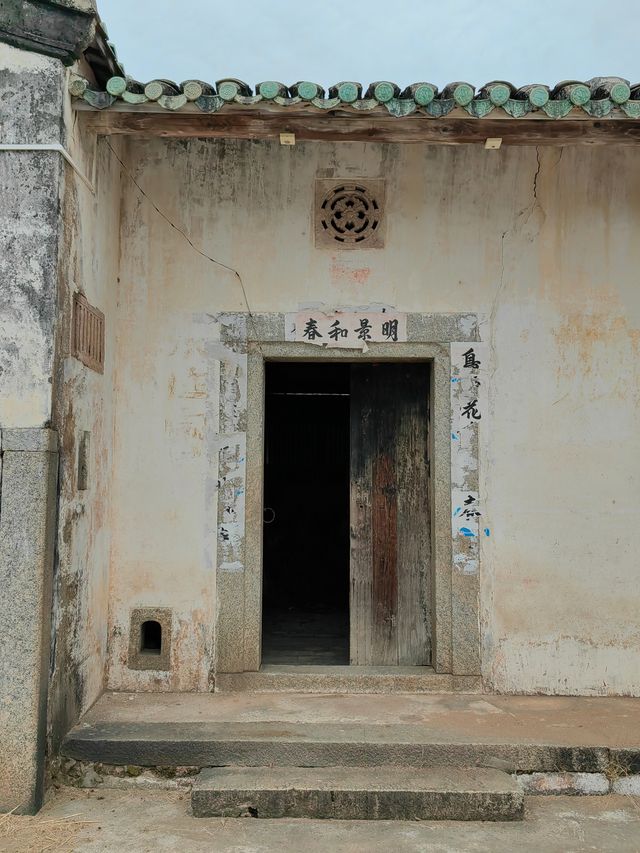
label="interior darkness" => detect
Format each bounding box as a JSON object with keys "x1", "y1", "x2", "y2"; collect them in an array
[
  {"x1": 140, "y1": 620, "x2": 162, "y2": 654},
  {"x1": 262, "y1": 362, "x2": 350, "y2": 665}
]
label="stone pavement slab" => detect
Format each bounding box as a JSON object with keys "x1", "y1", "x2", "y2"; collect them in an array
[{"x1": 14, "y1": 788, "x2": 640, "y2": 852}]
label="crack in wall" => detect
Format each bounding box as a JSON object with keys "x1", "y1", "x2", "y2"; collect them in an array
[
  {"x1": 521, "y1": 146, "x2": 544, "y2": 230},
  {"x1": 488, "y1": 146, "x2": 550, "y2": 379},
  {"x1": 532, "y1": 147, "x2": 542, "y2": 203}
]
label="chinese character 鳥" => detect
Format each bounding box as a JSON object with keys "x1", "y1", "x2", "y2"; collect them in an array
[
  {"x1": 462, "y1": 347, "x2": 481, "y2": 369},
  {"x1": 302, "y1": 318, "x2": 322, "y2": 340},
  {"x1": 328, "y1": 319, "x2": 348, "y2": 341},
  {"x1": 461, "y1": 399, "x2": 481, "y2": 420},
  {"x1": 355, "y1": 318, "x2": 373, "y2": 341},
  {"x1": 382, "y1": 319, "x2": 399, "y2": 342}
]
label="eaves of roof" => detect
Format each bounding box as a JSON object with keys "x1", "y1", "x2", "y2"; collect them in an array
[
  {"x1": 69, "y1": 75, "x2": 640, "y2": 120},
  {"x1": 0, "y1": 1, "x2": 122, "y2": 82}
]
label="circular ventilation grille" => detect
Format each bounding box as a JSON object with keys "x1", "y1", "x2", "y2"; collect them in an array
[{"x1": 319, "y1": 183, "x2": 381, "y2": 244}]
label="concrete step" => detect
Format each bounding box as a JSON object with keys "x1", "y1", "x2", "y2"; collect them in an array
[{"x1": 191, "y1": 766, "x2": 524, "y2": 821}]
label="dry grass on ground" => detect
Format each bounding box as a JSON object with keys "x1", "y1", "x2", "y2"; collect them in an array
[{"x1": 0, "y1": 808, "x2": 94, "y2": 853}]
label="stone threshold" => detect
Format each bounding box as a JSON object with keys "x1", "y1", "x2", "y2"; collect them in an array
[{"x1": 215, "y1": 665, "x2": 482, "y2": 694}]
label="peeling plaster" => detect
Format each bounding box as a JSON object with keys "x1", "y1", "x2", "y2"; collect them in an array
[{"x1": 450, "y1": 343, "x2": 487, "y2": 578}]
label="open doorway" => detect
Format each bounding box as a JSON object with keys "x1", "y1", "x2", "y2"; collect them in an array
[
  {"x1": 261, "y1": 360, "x2": 431, "y2": 667},
  {"x1": 262, "y1": 362, "x2": 351, "y2": 664}
]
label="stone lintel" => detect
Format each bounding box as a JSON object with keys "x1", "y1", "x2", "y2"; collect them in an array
[{"x1": 221, "y1": 312, "x2": 480, "y2": 346}]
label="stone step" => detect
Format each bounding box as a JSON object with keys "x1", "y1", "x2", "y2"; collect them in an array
[
  {"x1": 190, "y1": 766, "x2": 524, "y2": 821},
  {"x1": 61, "y1": 692, "x2": 640, "y2": 777},
  {"x1": 61, "y1": 719, "x2": 616, "y2": 772}
]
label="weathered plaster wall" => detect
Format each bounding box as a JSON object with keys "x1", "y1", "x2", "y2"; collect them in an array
[
  {"x1": 0, "y1": 44, "x2": 64, "y2": 428},
  {"x1": 108, "y1": 136, "x2": 640, "y2": 695},
  {"x1": 47, "y1": 122, "x2": 122, "y2": 747}
]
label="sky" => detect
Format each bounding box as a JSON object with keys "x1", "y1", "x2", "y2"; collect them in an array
[{"x1": 100, "y1": 0, "x2": 638, "y2": 90}]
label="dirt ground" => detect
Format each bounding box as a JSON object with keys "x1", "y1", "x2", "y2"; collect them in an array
[{"x1": 1, "y1": 788, "x2": 639, "y2": 852}]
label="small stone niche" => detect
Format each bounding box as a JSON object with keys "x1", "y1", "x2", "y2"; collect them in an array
[{"x1": 128, "y1": 608, "x2": 172, "y2": 671}]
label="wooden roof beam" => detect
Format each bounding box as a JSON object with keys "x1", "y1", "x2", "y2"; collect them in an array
[{"x1": 80, "y1": 111, "x2": 640, "y2": 146}]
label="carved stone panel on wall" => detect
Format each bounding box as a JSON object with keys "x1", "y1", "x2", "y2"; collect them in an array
[{"x1": 315, "y1": 179, "x2": 385, "y2": 249}]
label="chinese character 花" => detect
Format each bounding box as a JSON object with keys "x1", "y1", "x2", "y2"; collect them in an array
[{"x1": 461, "y1": 399, "x2": 481, "y2": 420}]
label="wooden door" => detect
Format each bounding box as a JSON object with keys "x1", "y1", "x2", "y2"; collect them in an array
[{"x1": 350, "y1": 363, "x2": 431, "y2": 665}]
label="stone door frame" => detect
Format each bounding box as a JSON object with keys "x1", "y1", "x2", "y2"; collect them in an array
[{"x1": 214, "y1": 313, "x2": 483, "y2": 678}]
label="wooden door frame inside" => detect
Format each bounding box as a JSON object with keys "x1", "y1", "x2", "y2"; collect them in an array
[{"x1": 214, "y1": 314, "x2": 483, "y2": 679}]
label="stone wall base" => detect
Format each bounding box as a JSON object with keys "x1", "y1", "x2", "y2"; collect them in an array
[{"x1": 0, "y1": 429, "x2": 58, "y2": 813}]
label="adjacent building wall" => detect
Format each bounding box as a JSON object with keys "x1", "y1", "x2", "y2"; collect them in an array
[
  {"x1": 108, "y1": 136, "x2": 640, "y2": 696},
  {"x1": 0, "y1": 43, "x2": 65, "y2": 813},
  {"x1": 0, "y1": 42, "x2": 121, "y2": 810}
]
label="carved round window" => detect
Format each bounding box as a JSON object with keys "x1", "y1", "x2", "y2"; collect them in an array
[{"x1": 319, "y1": 183, "x2": 381, "y2": 245}]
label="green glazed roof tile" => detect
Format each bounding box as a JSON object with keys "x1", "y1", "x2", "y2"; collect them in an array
[{"x1": 69, "y1": 75, "x2": 640, "y2": 120}]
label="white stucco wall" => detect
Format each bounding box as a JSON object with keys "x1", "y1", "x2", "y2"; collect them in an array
[{"x1": 106, "y1": 136, "x2": 640, "y2": 695}]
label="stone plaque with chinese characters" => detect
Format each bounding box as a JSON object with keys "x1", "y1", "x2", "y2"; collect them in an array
[{"x1": 291, "y1": 311, "x2": 407, "y2": 349}]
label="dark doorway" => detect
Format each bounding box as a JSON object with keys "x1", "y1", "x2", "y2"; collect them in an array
[
  {"x1": 262, "y1": 362, "x2": 351, "y2": 664},
  {"x1": 261, "y1": 360, "x2": 431, "y2": 668}
]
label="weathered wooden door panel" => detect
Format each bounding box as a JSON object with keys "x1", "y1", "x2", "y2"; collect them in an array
[{"x1": 350, "y1": 364, "x2": 430, "y2": 666}]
